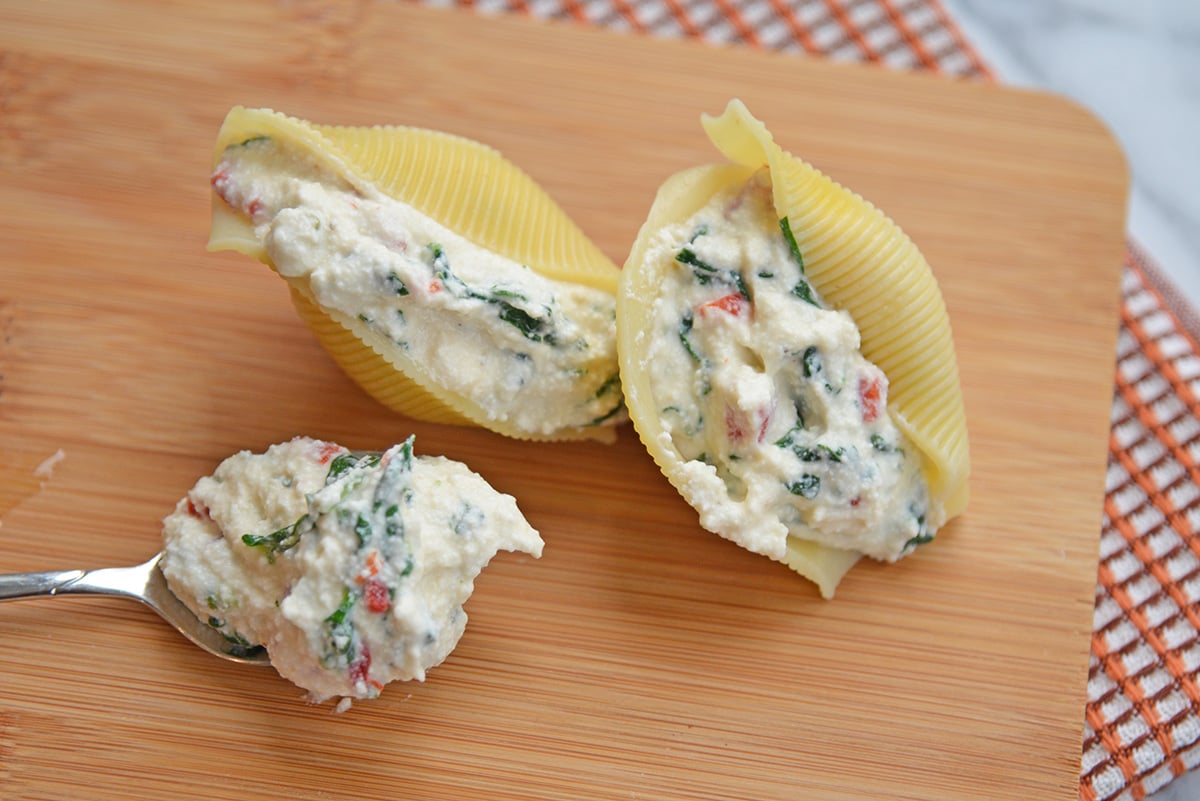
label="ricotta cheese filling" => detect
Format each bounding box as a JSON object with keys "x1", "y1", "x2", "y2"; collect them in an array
[
  {"x1": 160, "y1": 436, "x2": 543, "y2": 702},
  {"x1": 640, "y1": 171, "x2": 943, "y2": 562},
  {"x1": 212, "y1": 136, "x2": 623, "y2": 437}
]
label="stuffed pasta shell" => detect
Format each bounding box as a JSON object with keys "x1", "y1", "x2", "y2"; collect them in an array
[
  {"x1": 618, "y1": 100, "x2": 969, "y2": 598},
  {"x1": 208, "y1": 107, "x2": 625, "y2": 441}
]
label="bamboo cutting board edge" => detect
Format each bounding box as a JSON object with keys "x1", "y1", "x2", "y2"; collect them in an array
[{"x1": 0, "y1": 3, "x2": 1129, "y2": 800}]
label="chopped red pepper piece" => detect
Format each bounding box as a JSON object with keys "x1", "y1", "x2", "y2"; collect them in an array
[
  {"x1": 314, "y1": 441, "x2": 344, "y2": 464},
  {"x1": 186, "y1": 496, "x2": 211, "y2": 520},
  {"x1": 725, "y1": 403, "x2": 772, "y2": 445},
  {"x1": 363, "y1": 578, "x2": 391, "y2": 614},
  {"x1": 699, "y1": 293, "x2": 748, "y2": 318},
  {"x1": 349, "y1": 643, "x2": 372, "y2": 685},
  {"x1": 858, "y1": 372, "x2": 887, "y2": 423},
  {"x1": 758, "y1": 412, "x2": 771, "y2": 443},
  {"x1": 210, "y1": 167, "x2": 264, "y2": 220},
  {"x1": 725, "y1": 405, "x2": 749, "y2": 444},
  {"x1": 210, "y1": 168, "x2": 234, "y2": 208}
]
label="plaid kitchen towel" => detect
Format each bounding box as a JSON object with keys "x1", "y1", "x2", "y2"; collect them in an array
[{"x1": 417, "y1": 0, "x2": 1200, "y2": 798}]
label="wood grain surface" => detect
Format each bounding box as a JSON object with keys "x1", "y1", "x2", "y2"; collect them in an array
[{"x1": 0, "y1": 2, "x2": 1128, "y2": 799}]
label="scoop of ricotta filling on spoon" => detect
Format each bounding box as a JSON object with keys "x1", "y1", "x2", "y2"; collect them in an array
[{"x1": 160, "y1": 436, "x2": 542, "y2": 703}]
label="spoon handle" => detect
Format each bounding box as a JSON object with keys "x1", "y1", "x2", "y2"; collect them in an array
[
  {"x1": 0, "y1": 569, "x2": 88, "y2": 601},
  {"x1": 0, "y1": 560, "x2": 270, "y2": 664}
]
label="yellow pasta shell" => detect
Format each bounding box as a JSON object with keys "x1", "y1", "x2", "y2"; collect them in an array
[
  {"x1": 700, "y1": 99, "x2": 969, "y2": 518},
  {"x1": 618, "y1": 100, "x2": 970, "y2": 596},
  {"x1": 781, "y1": 538, "x2": 862, "y2": 601},
  {"x1": 207, "y1": 107, "x2": 621, "y2": 442}
]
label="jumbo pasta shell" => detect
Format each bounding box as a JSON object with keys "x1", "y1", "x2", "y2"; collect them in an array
[
  {"x1": 208, "y1": 107, "x2": 622, "y2": 441},
  {"x1": 618, "y1": 100, "x2": 969, "y2": 597},
  {"x1": 701, "y1": 100, "x2": 969, "y2": 516}
]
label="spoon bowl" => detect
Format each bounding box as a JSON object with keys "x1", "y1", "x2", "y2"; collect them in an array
[{"x1": 0, "y1": 553, "x2": 271, "y2": 664}]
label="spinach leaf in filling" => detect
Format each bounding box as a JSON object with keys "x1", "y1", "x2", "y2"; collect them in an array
[{"x1": 427, "y1": 242, "x2": 559, "y2": 345}]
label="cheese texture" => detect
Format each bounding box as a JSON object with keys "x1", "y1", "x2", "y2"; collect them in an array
[
  {"x1": 635, "y1": 171, "x2": 942, "y2": 563},
  {"x1": 160, "y1": 436, "x2": 542, "y2": 702},
  {"x1": 211, "y1": 135, "x2": 623, "y2": 438}
]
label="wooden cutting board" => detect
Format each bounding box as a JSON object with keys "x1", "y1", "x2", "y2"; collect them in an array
[{"x1": 0, "y1": 2, "x2": 1128, "y2": 799}]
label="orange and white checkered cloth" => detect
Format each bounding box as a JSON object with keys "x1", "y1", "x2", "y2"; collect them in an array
[{"x1": 422, "y1": 0, "x2": 1200, "y2": 798}]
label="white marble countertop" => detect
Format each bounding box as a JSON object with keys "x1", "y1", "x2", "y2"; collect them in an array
[{"x1": 940, "y1": 2, "x2": 1200, "y2": 799}]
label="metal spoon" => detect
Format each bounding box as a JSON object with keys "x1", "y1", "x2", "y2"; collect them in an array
[{"x1": 0, "y1": 553, "x2": 270, "y2": 664}]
